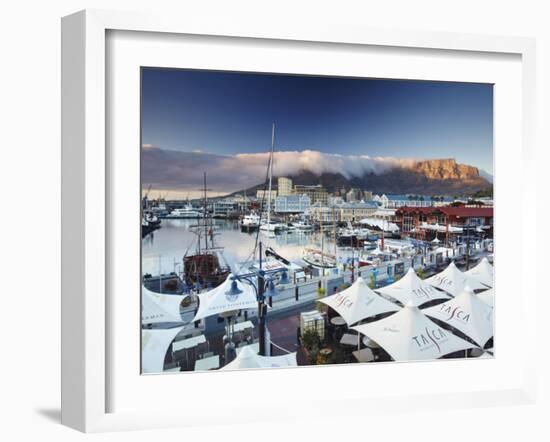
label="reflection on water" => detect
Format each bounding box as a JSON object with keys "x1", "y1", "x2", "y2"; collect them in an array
[{"x1": 142, "y1": 219, "x2": 339, "y2": 276}]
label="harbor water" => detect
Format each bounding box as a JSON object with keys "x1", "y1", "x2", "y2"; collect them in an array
[{"x1": 142, "y1": 219, "x2": 340, "y2": 277}]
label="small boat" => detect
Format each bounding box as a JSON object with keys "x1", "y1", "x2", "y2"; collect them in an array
[
  {"x1": 141, "y1": 211, "x2": 161, "y2": 237},
  {"x1": 285, "y1": 223, "x2": 297, "y2": 232},
  {"x1": 164, "y1": 205, "x2": 202, "y2": 219},
  {"x1": 144, "y1": 210, "x2": 161, "y2": 226},
  {"x1": 302, "y1": 248, "x2": 337, "y2": 269},
  {"x1": 240, "y1": 213, "x2": 260, "y2": 232},
  {"x1": 291, "y1": 221, "x2": 313, "y2": 231},
  {"x1": 260, "y1": 221, "x2": 285, "y2": 233}
]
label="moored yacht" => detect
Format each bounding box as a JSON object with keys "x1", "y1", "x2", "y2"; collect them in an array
[
  {"x1": 240, "y1": 213, "x2": 260, "y2": 232},
  {"x1": 141, "y1": 211, "x2": 161, "y2": 237},
  {"x1": 260, "y1": 220, "x2": 285, "y2": 233},
  {"x1": 165, "y1": 205, "x2": 202, "y2": 219},
  {"x1": 302, "y1": 248, "x2": 337, "y2": 269},
  {"x1": 291, "y1": 220, "x2": 313, "y2": 231}
]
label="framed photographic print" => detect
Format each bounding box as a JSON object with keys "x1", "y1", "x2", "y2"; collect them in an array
[
  {"x1": 61, "y1": 9, "x2": 537, "y2": 433},
  {"x1": 140, "y1": 67, "x2": 495, "y2": 374}
]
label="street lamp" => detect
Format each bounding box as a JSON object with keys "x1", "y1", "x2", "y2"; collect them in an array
[
  {"x1": 227, "y1": 241, "x2": 288, "y2": 356},
  {"x1": 462, "y1": 220, "x2": 476, "y2": 270},
  {"x1": 350, "y1": 247, "x2": 355, "y2": 284}
]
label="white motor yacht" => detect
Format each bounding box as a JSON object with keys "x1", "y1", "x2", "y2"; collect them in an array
[
  {"x1": 240, "y1": 213, "x2": 260, "y2": 232},
  {"x1": 291, "y1": 221, "x2": 313, "y2": 231},
  {"x1": 165, "y1": 205, "x2": 202, "y2": 219},
  {"x1": 259, "y1": 220, "x2": 284, "y2": 233}
]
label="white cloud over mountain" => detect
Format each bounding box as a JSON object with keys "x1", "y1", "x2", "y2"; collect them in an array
[{"x1": 141, "y1": 147, "x2": 417, "y2": 193}]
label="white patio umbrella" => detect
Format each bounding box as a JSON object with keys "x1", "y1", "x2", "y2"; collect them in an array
[
  {"x1": 351, "y1": 303, "x2": 475, "y2": 361},
  {"x1": 376, "y1": 267, "x2": 450, "y2": 307},
  {"x1": 465, "y1": 257, "x2": 494, "y2": 287},
  {"x1": 221, "y1": 345, "x2": 297, "y2": 370},
  {"x1": 319, "y1": 277, "x2": 399, "y2": 326},
  {"x1": 424, "y1": 285, "x2": 494, "y2": 347},
  {"x1": 141, "y1": 326, "x2": 184, "y2": 374},
  {"x1": 425, "y1": 261, "x2": 487, "y2": 297},
  {"x1": 141, "y1": 286, "x2": 187, "y2": 325},
  {"x1": 477, "y1": 351, "x2": 494, "y2": 359},
  {"x1": 477, "y1": 287, "x2": 494, "y2": 308},
  {"x1": 193, "y1": 274, "x2": 258, "y2": 322}
]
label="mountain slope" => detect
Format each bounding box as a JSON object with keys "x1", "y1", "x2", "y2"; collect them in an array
[
  {"x1": 141, "y1": 148, "x2": 491, "y2": 197},
  {"x1": 231, "y1": 159, "x2": 491, "y2": 197}
]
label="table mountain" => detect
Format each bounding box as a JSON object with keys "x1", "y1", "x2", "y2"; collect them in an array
[{"x1": 240, "y1": 159, "x2": 491, "y2": 197}]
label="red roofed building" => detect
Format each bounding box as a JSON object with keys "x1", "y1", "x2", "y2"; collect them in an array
[{"x1": 395, "y1": 205, "x2": 493, "y2": 243}]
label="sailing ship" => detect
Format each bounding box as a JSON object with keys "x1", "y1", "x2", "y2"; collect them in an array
[
  {"x1": 302, "y1": 248, "x2": 337, "y2": 269},
  {"x1": 183, "y1": 172, "x2": 230, "y2": 290},
  {"x1": 302, "y1": 219, "x2": 337, "y2": 269},
  {"x1": 259, "y1": 124, "x2": 286, "y2": 235}
]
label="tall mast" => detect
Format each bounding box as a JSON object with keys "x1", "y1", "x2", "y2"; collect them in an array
[
  {"x1": 333, "y1": 207, "x2": 337, "y2": 258},
  {"x1": 203, "y1": 172, "x2": 208, "y2": 252},
  {"x1": 266, "y1": 123, "x2": 275, "y2": 225},
  {"x1": 320, "y1": 217, "x2": 324, "y2": 266}
]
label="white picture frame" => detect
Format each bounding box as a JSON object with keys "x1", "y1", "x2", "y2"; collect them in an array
[{"x1": 61, "y1": 9, "x2": 537, "y2": 433}]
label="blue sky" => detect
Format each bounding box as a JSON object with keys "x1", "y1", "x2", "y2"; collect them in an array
[{"x1": 141, "y1": 68, "x2": 493, "y2": 173}]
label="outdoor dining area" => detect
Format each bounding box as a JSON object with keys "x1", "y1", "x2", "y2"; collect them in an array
[
  {"x1": 141, "y1": 257, "x2": 495, "y2": 373},
  {"x1": 304, "y1": 257, "x2": 494, "y2": 364},
  {"x1": 141, "y1": 273, "x2": 299, "y2": 373}
]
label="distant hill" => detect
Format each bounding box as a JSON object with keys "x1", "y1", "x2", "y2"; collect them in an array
[
  {"x1": 141, "y1": 148, "x2": 491, "y2": 199},
  {"x1": 227, "y1": 158, "x2": 492, "y2": 198}
]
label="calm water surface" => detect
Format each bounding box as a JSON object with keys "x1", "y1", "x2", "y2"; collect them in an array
[{"x1": 142, "y1": 219, "x2": 342, "y2": 276}]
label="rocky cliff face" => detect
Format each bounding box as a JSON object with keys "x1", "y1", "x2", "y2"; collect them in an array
[
  {"x1": 279, "y1": 159, "x2": 491, "y2": 196},
  {"x1": 415, "y1": 158, "x2": 480, "y2": 181}
]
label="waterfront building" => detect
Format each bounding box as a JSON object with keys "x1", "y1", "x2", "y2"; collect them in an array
[
  {"x1": 232, "y1": 194, "x2": 252, "y2": 211},
  {"x1": 345, "y1": 188, "x2": 363, "y2": 202},
  {"x1": 367, "y1": 207, "x2": 396, "y2": 221},
  {"x1": 274, "y1": 194, "x2": 311, "y2": 214},
  {"x1": 396, "y1": 206, "x2": 493, "y2": 242},
  {"x1": 328, "y1": 196, "x2": 345, "y2": 207},
  {"x1": 454, "y1": 196, "x2": 494, "y2": 207},
  {"x1": 308, "y1": 202, "x2": 339, "y2": 224},
  {"x1": 212, "y1": 199, "x2": 240, "y2": 218},
  {"x1": 256, "y1": 189, "x2": 278, "y2": 200},
  {"x1": 277, "y1": 177, "x2": 293, "y2": 196},
  {"x1": 293, "y1": 184, "x2": 328, "y2": 205},
  {"x1": 428, "y1": 195, "x2": 455, "y2": 207},
  {"x1": 375, "y1": 194, "x2": 453, "y2": 209},
  {"x1": 474, "y1": 197, "x2": 493, "y2": 206},
  {"x1": 338, "y1": 201, "x2": 379, "y2": 223},
  {"x1": 363, "y1": 190, "x2": 373, "y2": 201}
]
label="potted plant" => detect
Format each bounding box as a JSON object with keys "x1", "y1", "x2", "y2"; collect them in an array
[{"x1": 301, "y1": 328, "x2": 321, "y2": 364}]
